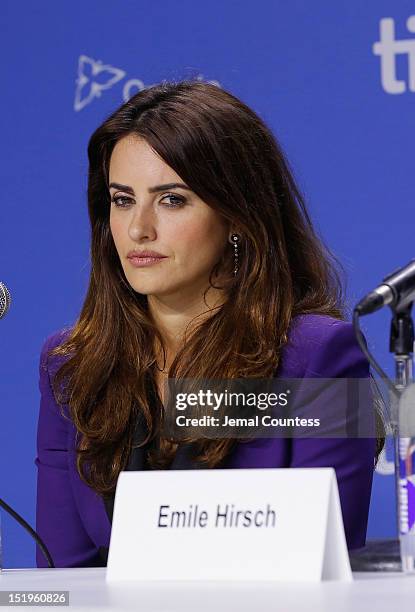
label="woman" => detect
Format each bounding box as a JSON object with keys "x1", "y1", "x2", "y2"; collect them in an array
[{"x1": 35, "y1": 79, "x2": 383, "y2": 568}]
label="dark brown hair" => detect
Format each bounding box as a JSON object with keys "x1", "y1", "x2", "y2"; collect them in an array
[{"x1": 49, "y1": 79, "x2": 384, "y2": 495}]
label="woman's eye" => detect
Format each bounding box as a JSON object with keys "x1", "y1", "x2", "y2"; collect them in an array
[
  {"x1": 111, "y1": 195, "x2": 133, "y2": 208},
  {"x1": 161, "y1": 193, "x2": 185, "y2": 208},
  {"x1": 110, "y1": 193, "x2": 186, "y2": 209}
]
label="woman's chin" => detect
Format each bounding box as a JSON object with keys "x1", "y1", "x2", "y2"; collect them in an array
[{"x1": 127, "y1": 281, "x2": 177, "y2": 298}]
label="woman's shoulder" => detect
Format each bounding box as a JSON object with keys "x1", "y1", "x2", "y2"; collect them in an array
[
  {"x1": 40, "y1": 327, "x2": 73, "y2": 377},
  {"x1": 288, "y1": 313, "x2": 353, "y2": 343},
  {"x1": 38, "y1": 328, "x2": 75, "y2": 428},
  {"x1": 41, "y1": 326, "x2": 73, "y2": 351},
  {"x1": 278, "y1": 313, "x2": 368, "y2": 378}
]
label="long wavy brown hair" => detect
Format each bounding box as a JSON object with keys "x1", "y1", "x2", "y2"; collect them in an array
[{"x1": 49, "y1": 79, "x2": 385, "y2": 496}]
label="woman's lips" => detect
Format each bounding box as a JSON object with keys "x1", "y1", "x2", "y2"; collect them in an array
[{"x1": 127, "y1": 256, "x2": 167, "y2": 268}]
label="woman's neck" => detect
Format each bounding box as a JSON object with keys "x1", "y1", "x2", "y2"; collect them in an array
[{"x1": 148, "y1": 286, "x2": 227, "y2": 362}]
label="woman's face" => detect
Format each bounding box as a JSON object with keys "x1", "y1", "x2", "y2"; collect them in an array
[{"x1": 108, "y1": 135, "x2": 230, "y2": 302}]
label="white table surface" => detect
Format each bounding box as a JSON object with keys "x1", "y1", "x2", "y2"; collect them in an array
[{"x1": 1, "y1": 568, "x2": 415, "y2": 612}]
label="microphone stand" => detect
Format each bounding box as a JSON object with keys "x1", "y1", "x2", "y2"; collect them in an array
[
  {"x1": 350, "y1": 303, "x2": 415, "y2": 572},
  {"x1": 389, "y1": 304, "x2": 415, "y2": 572}
]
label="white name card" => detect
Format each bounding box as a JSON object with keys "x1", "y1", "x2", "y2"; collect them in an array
[{"x1": 105, "y1": 467, "x2": 352, "y2": 583}]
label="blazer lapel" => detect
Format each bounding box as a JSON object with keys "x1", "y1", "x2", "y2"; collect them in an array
[{"x1": 102, "y1": 418, "x2": 206, "y2": 522}]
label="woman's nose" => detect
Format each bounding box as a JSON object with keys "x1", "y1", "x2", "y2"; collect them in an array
[{"x1": 128, "y1": 206, "x2": 157, "y2": 242}]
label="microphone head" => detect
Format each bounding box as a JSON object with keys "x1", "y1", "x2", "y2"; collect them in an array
[{"x1": 0, "y1": 282, "x2": 11, "y2": 319}]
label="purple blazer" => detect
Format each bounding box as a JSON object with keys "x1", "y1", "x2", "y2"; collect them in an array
[{"x1": 35, "y1": 314, "x2": 376, "y2": 568}]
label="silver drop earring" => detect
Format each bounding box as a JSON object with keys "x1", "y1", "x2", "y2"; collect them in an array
[{"x1": 229, "y1": 233, "x2": 240, "y2": 276}]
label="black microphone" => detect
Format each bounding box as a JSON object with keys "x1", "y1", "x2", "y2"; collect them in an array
[
  {"x1": 355, "y1": 259, "x2": 415, "y2": 316},
  {"x1": 0, "y1": 281, "x2": 55, "y2": 567},
  {"x1": 0, "y1": 282, "x2": 11, "y2": 318}
]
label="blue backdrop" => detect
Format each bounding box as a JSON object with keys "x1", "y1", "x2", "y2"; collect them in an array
[{"x1": 1, "y1": 0, "x2": 413, "y2": 568}]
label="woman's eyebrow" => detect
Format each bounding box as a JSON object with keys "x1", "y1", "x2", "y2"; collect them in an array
[{"x1": 108, "y1": 182, "x2": 192, "y2": 193}]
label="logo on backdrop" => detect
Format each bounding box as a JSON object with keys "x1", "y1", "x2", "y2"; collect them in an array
[
  {"x1": 373, "y1": 15, "x2": 415, "y2": 94},
  {"x1": 74, "y1": 56, "x2": 126, "y2": 111},
  {"x1": 74, "y1": 55, "x2": 220, "y2": 111}
]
